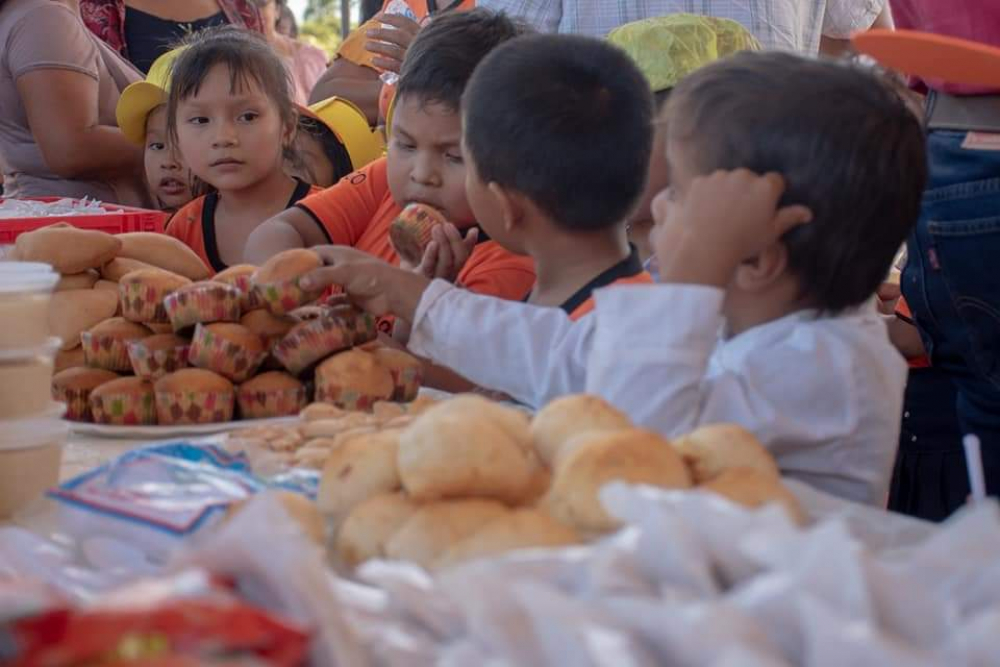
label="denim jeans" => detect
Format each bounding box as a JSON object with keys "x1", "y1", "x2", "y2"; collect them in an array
[{"x1": 901, "y1": 128, "x2": 1000, "y2": 497}]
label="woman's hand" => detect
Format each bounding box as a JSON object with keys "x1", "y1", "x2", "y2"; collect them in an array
[{"x1": 365, "y1": 13, "x2": 422, "y2": 74}]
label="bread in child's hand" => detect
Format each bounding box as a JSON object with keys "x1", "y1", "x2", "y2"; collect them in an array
[
  {"x1": 398, "y1": 395, "x2": 540, "y2": 504},
  {"x1": 389, "y1": 203, "x2": 447, "y2": 265},
  {"x1": 700, "y1": 467, "x2": 805, "y2": 525},
  {"x1": 385, "y1": 498, "x2": 509, "y2": 569},
  {"x1": 317, "y1": 429, "x2": 402, "y2": 519},
  {"x1": 14, "y1": 226, "x2": 121, "y2": 274},
  {"x1": 101, "y1": 257, "x2": 157, "y2": 282},
  {"x1": 335, "y1": 492, "x2": 418, "y2": 567},
  {"x1": 226, "y1": 490, "x2": 326, "y2": 547},
  {"x1": 544, "y1": 428, "x2": 691, "y2": 533},
  {"x1": 50, "y1": 289, "x2": 119, "y2": 350},
  {"x1": 531, "y1": 394, "x2": 633, "y2": 467},
  {"x1": 116, "y1": 232, "x2": 211, "y2": 280},
  {"x1": 673, "y1": 424, "x2": 779, "y2": 484},
  {"x1": 437, "y1": 508, "x2": 580, "y2": 569},
  {"x1": 55, "y1": 270, "x2": 100, "y2": 292}
]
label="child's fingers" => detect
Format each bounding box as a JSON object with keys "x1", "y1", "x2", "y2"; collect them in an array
[
  {"x1": 433, "y1": 229, "x2": 456, "y2": 279},
  {"x1": 773, "y1": 204, "x2": 813, "y2": 236},
  {"x1": 415, "y1": 240, "x2": 439, "y2": 277}
]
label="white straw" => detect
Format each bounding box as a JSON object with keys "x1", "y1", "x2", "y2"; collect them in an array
[{"x1": 963, "y1": 434, "x2": 987, "y2": 503}]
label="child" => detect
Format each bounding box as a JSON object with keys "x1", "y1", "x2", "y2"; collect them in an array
[
  {"x1": 299, "y1": 48, "x2": 928, "y2": 506},
  {"x1": 164, "y1": 27, "x2": 324, "y2": 274},
  {"x1": 244, "y1": 9, "x2": 536, "y2": 315},
  {"x1": 288, "y1": 96, "x2": 385, "y2": 188},
  {"x1": 116, "y1": 48, "x2": 195, "y2": 213}
]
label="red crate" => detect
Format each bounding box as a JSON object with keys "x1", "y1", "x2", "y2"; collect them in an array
[{"x1": 0, "y1": 197, "x2": 166, "y2": 244}]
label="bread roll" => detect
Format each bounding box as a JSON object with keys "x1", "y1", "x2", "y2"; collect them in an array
[
  {"x1": 545, "y1": 429, "x2": 691, "y2": 533},
  {"x1": 700, "y1": 468, "x2": 805, "y2": 525},
  {"x1": 49, "y1": 289, "x2": 119, "y2": 350},
  {"x1": 116, "y1": 232, "x2": 211, "y2": 280},
  {"x1": 14, "y1": 226, "x2": 120, "y2": 274},
  {"x1": 437, "y1": 508, "x2": 580, "y2": 568},
  {"x1": 335, "y1": 492, "x2": 418, "y2": 567},
  {"x1": 673, "y1": 424, "x2": 779, "y2": 484},
  {"x1": 253, "y1": 248, "x2": 322, "y2": 284},
  {"x1": 317, "y1": 430, "x2": 402, "y2": 519},
  {"x1": 398, "y1": 396, "x2": 540, "y2": 504},
  {"x1": 385, "y1": 499, "x2": 509, "y2": 569},
  {"x1": 101, "y1": 257, "x2": 157, "y2": 282},
  {"x1": 93, "y1": 279, "x2": 119, "y2": 294},
  {"x1": 226, "y1": 491, "x2": 327, "y2": 547},
  {"x1": 54, "y1": 347, "x2": 86, "y2": 373},
  {"x1": 55, "y1": 270, "x2": 100, "y2": 292},
  {"x1": 531, "y1": 394, "x2": 632, "y2": 466}
]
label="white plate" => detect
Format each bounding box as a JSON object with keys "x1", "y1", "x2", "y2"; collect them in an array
[{"x1": 69, "y1": 416, "x2": 298, "y2": 440}]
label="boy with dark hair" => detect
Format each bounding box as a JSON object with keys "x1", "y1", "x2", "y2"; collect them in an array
[{"x1": 301, "y1": 49, "x2": 928, "y2": 505}]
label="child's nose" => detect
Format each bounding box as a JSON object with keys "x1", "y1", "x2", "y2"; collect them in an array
[
  {"x1": 410, "y1": 155, "x2": 441, "y2": 187},
  {"x1": 212, "y1": 121, "x2": 239, "y2": 147}
]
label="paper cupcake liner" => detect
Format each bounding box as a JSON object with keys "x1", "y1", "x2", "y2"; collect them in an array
[
  {"x1": 220, "y1": 273, "x2": 264, "y2": 312},
  {"x1": 314, "y1": 384, "x2": 390, "y2": 412},
  {"x1": 254, "y1": 277, "x2": 324, "y2": 317},
  {"x1": 331, "y1": 307, "x2": 378, "y2": 346},
  {"x1": 187, "y1": 324, "x2": 267, "y2": 383},
  {"x1": 119, "y1": 280, "x2": 171, "y2": 324},
  {"x1": 55, "y1": 387, "x2": 97, "y2": 422},
  {"x1": 389, "y1": 215, "x2": 439, "y2": 265},
  {"x1": 90, "y1": 390, "x2": 157, "y2": 426},
  {"x1": 80, "y1": 332, "x2": 136, "y2": 373},
  {"x1": 164, "y1": 284, "x2": 242, "y2": 333},
  {"x1": 237, "y1": 386, "x2": 308, "y2": 420},
  {"x1": 127, "y1": 340, "x2": 190, "y2": 381},
  {"x1": 388, "y1": 365, "x2": 424, "y2": 402},
  {"x1": 155, "y1": 389, "x2": 235, "y2": 425},
  {"x1": 273, "y1": 316, "x2": 356, "y2": 376}
]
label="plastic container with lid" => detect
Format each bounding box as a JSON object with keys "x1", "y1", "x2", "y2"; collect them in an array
[
  {"x1": 0, "y1": 262, "x2": 59, "y2": 349},
  {"x1": 0, "y1": 337, "x2": 60, "y2": 421},
  {"x1": 0, "y1": 404, "x2": 68, "y2": 518}
]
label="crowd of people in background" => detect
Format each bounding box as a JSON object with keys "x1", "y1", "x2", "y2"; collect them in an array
[{"x1": 0, "y1": 0, "x2": 998, "y2": 522}]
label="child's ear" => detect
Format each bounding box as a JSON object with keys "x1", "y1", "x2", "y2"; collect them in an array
[
  {"x1": 487, "y1": 182, "x2": 524, "y2": 233},
  {"x1": 734, "y1": 241, "x2": 788, "y2": 293}
]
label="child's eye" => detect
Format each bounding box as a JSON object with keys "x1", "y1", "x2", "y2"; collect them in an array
[
  {"x1": 394, "y1": 140, "x2": 415, "y2": 152},
  {"x1": 445, "y1": 153, "x2": 464, "y2": 165},
  {"x1": 238, "y1": 111, "x2": 260, "y2": 123},
  {"x1": 147, "y1": 142, "x2": 165, "y2": 151},
  {"x1": 188, "y1": 117, "x2": 209, "y2": 125}
]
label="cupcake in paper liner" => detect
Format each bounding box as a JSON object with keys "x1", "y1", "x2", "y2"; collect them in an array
[
  {"x1": 154, "y1": 368, "x2": 235, "y2": 425},
  {"x1": 251, "y1": 249, "x2": 324, "y2": 316},
  {"x1": 52, "y1": 368, "x2": 119, "y2": 422},
  {"x1": 371, "y1": 347, "x2": 425, "y2": 402},
  {"x1": 237, "y1": 371, "x2": 308, "y2": 419},
  {"x1": 81, "y1": 318, "x2": 153, "y2": 372},
  {"x1": 215, "y1": 264, "x2": 264, "y2": 312},
  {"x1": 88, "y1": 377, "x2": 157, "y2": 426},
  {"x1": 327, "y1": 304, "x2": 378, "y2": 346},
  {"x1": 127, "y1": 334, "x2": 190, "y2": 381},
  {"x1": 163, "y1": 281, "x2": 242, "y2": 333},
  {"x1": 314, "y1": 349, "x2": 394, "y2": 411},
  {"x1": 119, "y1": 269, "x2": 192, "y2": 323},
  {"x1": 389, "y1": 202, "x2": 446, "y2": 265},
  {"x1": 187, "y1": 323, "x2": 267, "y2": 383},
  {"x1": 273, "y1": 313, "x2": 357, "y2": 376}
]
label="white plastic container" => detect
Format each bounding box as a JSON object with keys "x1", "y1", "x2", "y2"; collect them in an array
[
  {"x1": 0, "y1": 262, "x2": 59, "y2": 349},
  {"x1": 0, "y1": 404, "x2": 68, "y2": 518},
  {"x1": 0, "y1": 337, "x2": 61, "y2": 421}
]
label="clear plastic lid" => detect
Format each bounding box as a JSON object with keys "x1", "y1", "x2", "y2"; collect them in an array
[
  {"x1": 0, "y1": 261, "x2": 59, "y2": 294},
  {"x1": 0, "y1": 403, "x2": 69, "y2": 452},
  {"x1": 0, "y1": 337, "x2": 61, "y2": 364}
]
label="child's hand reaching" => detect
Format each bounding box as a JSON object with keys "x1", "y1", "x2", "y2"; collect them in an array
[
  {"x1": 652, "y1": 170, "x2": 812, "y2": 288},
  {"x1": 410, "y1": 224, "x2": 478, "y2": 282}
]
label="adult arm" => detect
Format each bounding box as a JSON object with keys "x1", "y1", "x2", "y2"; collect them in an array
[{"x1": 309, "y1": 58, "x2": 382, "y2": 124}]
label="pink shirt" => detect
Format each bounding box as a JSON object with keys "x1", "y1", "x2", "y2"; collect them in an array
[
  {"x1": 890, "y1": 0, "x2": 1000, "y2": 94},
  {"x1": 283, "y1": 37, "x2": 329, "y2": 105}
]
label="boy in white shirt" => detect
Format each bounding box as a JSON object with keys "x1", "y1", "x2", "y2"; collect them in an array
[{"x1": 299, "y1": 48, "x2": 928, "y2": 505}]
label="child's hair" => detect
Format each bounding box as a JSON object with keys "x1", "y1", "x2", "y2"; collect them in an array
[
  {"x1": 291, "y1": 115, "x2": 354, "y2": 183},
  {"x1": 396, "y1": 9, "x2": 530, "y2": 111},
  {"x1": 166, "y1": 26, "x2": 296, "y2": 151},
  {"x1": 668, "y1": 51, "x2": 927, "y2": 313},
  {"x1": 463, "y1": 34, "x2": 654, "y2": 232}
]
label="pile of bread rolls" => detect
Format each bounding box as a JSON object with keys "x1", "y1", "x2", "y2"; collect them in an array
[{"x1": 12, "y1": 225, "x2": 424, "y2": 427}]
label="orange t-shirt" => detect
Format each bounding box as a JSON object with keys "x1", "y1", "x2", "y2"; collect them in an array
[
  {"x1": 166, "y1": 180, "x2": 321, "y2": 276},
  {"x1": 297, "y1": 158, "x2": 536, "y2": 330},
  {"x1": 569, "y1": 271, "x2": 655, "y2": 320}
]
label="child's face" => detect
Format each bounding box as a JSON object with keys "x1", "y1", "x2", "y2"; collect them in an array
[
  {"x1": 461, "y1": 141, "x2": 525, "y2": 254},
  {"x1": 144, "y1": 105, "x2": 193, "y2": 211},
  {"x1": 629, "y1": 117, "x2": 670, "y2": 229},
  {"x1": 291, "y1": 130, "x2": 336, "y2": 187},
  {"x1": 385, "y1": 95, "x2": 475, "y2": 227},
  {"x1": 175, "y1": 64, "x2": 293, "y2": 194}
]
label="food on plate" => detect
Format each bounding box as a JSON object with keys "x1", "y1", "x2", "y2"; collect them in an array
[
  {"x1": 317, "y1": 429, "x2": 402, "y2": 518},
  {"x1": 127, "y1": 333, "x2": 190, "y2": 380},
  {"x1": 237, "y1": 371, "x2": 308, "y2": 419},
  {"x1": 118, "y1": 268, "x2": 191, "y2": 323},
  {"x1": 335, "y1": 492, "x2": 419, "y2": 567},
  {"x1": 385, "y1": 498, "x2": 509, "y2": 569},
  {"x1": 216, "y1": 264, "x2": 263, "y2": 312},
  {"x1": 314, "y1": 348, "x2": 394, "y2": 411},
  {"x1": 438, "y1": 508, "x2": 581, "y2": 568},
  {"x1": 370, "y1": 346, "x2": 424, "y2": 402},
  {"x1": 55, "y1": 271, "x2": 99, "y2": 292},
  {"x1": 187, "y1": 322, "x2": 267, "y2": 383},
  {"x1": 700, "y1": 467, "x2": 805, "y2": 525},
  {"x1": 530, "y1": 394, "x2": 633, "y2": 467},
  {"x1": 389, "y1": 202, "x2": 446, "y2": 265},
  {"x1": 100, "y1": 257, "x2": 156, "y2": 282},
  {"x1": 397, "y1": 395, "x2": 539, "y2": 504},
  {"x1": 163, "y1": 281, "x2": 242, "y2": 333},
  {"x1": 252, "y1": 248, "x2": 324, "y2": 316},
  {"x1": 80, "y1": 317, "x2": 152, "y2": 372},
  {"x1": 273, "y1": 309, "x2": 376, "y2": 376},
  {"x1": 154, "y1": 368, "x2": 235, "y2": 425},
  {"x1": 49, "y1": 289, "x2": 119, "y2": 351},
  {"x1": 115, "y1": 232, "x2": 211, "y2": 280},
  {"x1": 673, "y1": 424, "x2": 780, "y2": 484},
  {"x1": 52, "y1": 367, "x2": 119, "y2": 422},
  {"x1": 14, "y1": 225, "x2": 121, "y2": 274},
  {"x1": 226, "y1": 490, "x2": 326, "y2": 547},
  {"x1": 54, "y1": 347, "x2": 86, "y2": 373},
  {"x1": 300, "y1": 401, "x2": 347, "y2": 422},
  {"x1": 544, "y1": 428, "x2": 692, "y2": 533},
  {"x1": 89, "y1": 376, "x2": 157, "y2": 425}
]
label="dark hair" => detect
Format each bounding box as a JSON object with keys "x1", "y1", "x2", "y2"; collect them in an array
[
  {"x1": 292, "y1": 115, "x2": 354, "y2": 183},
  {"x1": 463, "y1": 34, "x2": 653, "y2": 232},
  {"x1": 396, "y1": 9, "x2": 529, "y2": 111},
  {"x1": 668, "y1": 51, "x2": 927, "y2": 312},
  {"x1": 166, "y1": 27, "x2": 297, "y2": 148}
]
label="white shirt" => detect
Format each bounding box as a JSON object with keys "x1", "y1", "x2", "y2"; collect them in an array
[
  {"x1": 409, "y1": 280, "x2": 907, "y2": 505},
  {"x1": 478, "y1": 0, "x2": 885, "y2": 53}
]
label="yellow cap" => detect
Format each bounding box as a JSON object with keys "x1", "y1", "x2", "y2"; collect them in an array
[
  {"x1": 116, "y1": 47, "x2": 187, "y2": 145},
  {"x1": 607, "y1": 14, "x2": 761, "y2": 93},
  {"x1": 303, "y1": 96, "x2": 385, "y2": 170}
]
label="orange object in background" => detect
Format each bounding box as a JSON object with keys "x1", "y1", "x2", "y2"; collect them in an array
[{"x1": 853, "y1": 29, "x2": 1000, "y2": 88}]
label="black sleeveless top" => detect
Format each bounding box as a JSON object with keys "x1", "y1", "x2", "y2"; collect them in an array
[{"x1": 124, "y1": 6, "x2": 228, "y2": 73}]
